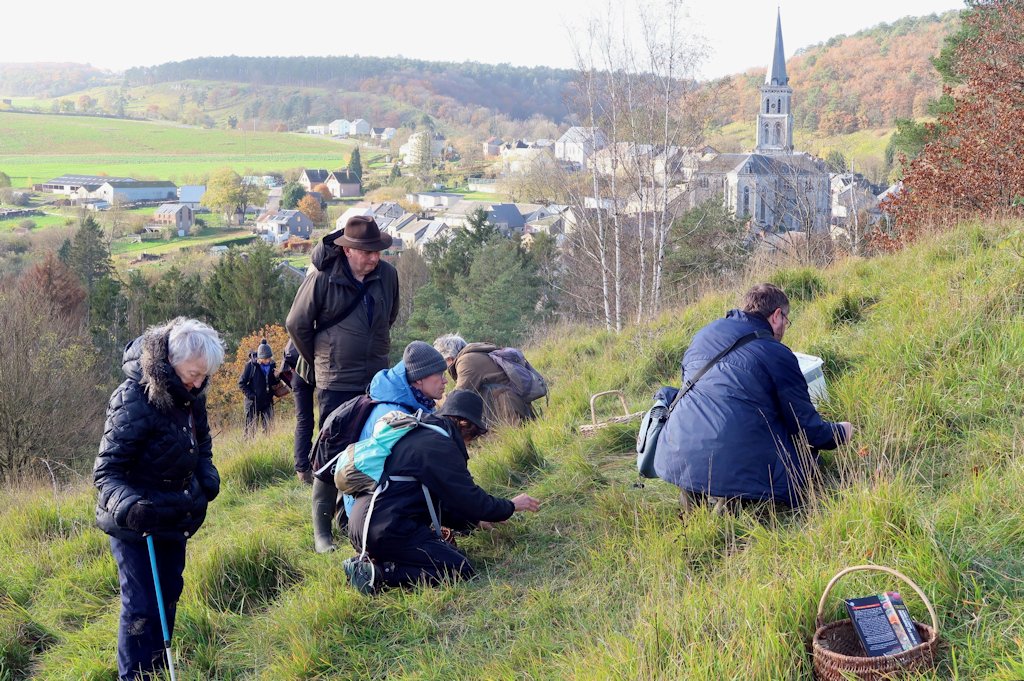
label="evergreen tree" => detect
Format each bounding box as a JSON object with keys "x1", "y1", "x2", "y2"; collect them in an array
[
  {"x1": 65, "y1": 216, "x2": 113, "y2": 295},
  {"x1": 389, "y1": 164, "x2": 401, "y2": 182},
  {"x1": 145, "y1": 267, "x2": 206, "y2": 326},
  {"x1": 348, "y1": 147, "x2": 363, "y2": 180},
  {"x1": 452, "y1": 241, "x2": 538, "y2": 345},
  {"x1": 203, "y1": 241, "x2": 298, "y2": 345},
  {"x1": 424, "y1": 208, "x2": 502, "y2": 290}
]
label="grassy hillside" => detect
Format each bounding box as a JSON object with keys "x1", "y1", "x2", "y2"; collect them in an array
[
  {"x1": 0, "y1": 112, "x2": 354, "y2": 186},
  {"x1": 2, "y1": 220, "x2": 1024, "y2": 679}
]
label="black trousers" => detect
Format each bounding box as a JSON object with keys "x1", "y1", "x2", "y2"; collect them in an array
[
  {"x1": 316, "y1": 388, "x2": 364, "y2": 429},
  {"x1": 292, "y1": 375, "x2": 315, "y2": 472},
  {"x1": 243, "y1": 398, "x2": 272, "y2": 438},
  {"x1": 365, "y1": 529, "x2": 475, "y2": 589},
  {"x1": 109, "y1": 536, "x2": 187, "y2": 681}
]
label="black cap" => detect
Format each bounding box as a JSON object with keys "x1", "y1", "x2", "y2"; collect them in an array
[{"x1": 436, "y1": 390, "x2": 488, "y2": 434}]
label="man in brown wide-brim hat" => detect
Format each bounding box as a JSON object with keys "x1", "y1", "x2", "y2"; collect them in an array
[{"x1": 286, "y1": 214, "x2": 400, "y2": 553}]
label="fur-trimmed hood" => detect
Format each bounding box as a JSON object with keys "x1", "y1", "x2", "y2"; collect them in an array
[{"x1": 122, "y1": 317, "x2": 208, "y2": 412}]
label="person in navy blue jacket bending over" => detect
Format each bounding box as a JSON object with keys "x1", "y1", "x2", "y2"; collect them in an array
[{"x1": 654, "y1": 283, "x2": 853, "y2": 509}]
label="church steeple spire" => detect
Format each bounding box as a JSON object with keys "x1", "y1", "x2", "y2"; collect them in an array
[
  {"x1": 766, "y1": 9, "x2": 788, "y2": 86},
  {"x1": 755, "y1": 8, "x2": 794, "y2": 154}
]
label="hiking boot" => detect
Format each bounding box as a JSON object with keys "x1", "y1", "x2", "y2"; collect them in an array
[{"x1": 343, "y1": 557, "x2": 377, "y2": 595}]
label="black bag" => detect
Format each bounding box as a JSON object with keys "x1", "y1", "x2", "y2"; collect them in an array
[
  {"x1": 635, "y1": 329, "x2": 772, "y2": 479},
  {"x1": 309, "y1": 394, "x2": 378, "y2": 483}
]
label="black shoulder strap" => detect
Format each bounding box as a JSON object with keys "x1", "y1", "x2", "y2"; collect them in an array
[
  {"x1": 316, "y1": 283, "x2": 369, "y2": 332},
  {"x1": 668, "y1": 329, "x2": 773, "y2": 411}
]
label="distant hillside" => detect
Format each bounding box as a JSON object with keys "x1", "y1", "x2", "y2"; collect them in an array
[
  {"x1": 125, "y1": 56, "x2": 577, "y2": 124},
  {"x1": 714, "y1": 12, "x2": 959, "y2": 134},
  {"x1": 0, "y1": 63, "x2": 113, "y2": 97}
]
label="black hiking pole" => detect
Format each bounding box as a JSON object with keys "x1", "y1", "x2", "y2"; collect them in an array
[{"x1": 144, "y1": 534, "x2": 178, "y2": 681}]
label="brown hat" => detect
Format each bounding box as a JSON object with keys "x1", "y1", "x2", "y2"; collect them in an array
[{"x1": 334, "y1": 216, "x2": 393, "y2": 251}]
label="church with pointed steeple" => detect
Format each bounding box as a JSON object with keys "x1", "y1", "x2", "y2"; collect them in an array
[
  {"x1": 679, "y1": 10, "x2": 831, "y2": 233},
  {"x1": 756, "y1": 10, "x2": 794, "y2": 154}
]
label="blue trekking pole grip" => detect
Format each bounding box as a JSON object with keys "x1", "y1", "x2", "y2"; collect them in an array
[{"x1": 144, "y1": 533, "x2": 178, "y2": 681}]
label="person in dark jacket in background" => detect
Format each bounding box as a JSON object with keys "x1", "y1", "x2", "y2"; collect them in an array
[
  {"x1": 344, "y1": 390, "x2": 540, "y2": 594},
  {"x1": 238, "y1": 339, "x2": 280, "y2": 438},
  {"x1": 93, "y1": 317, "x2": 225, "y2": 680},
  {"x1": 283, "y1": 339, "x2": 315, "y2": 484},
  {"x1": 654, "y1": 283, "x2": 853, "y2": 509}
]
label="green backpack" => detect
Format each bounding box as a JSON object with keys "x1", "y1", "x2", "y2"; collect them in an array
[{"x1": 336, "y1": 410, "x2": 450, "y2": 562}]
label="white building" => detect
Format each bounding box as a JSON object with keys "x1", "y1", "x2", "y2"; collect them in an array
[
  {"x1": 329, "y1": 119, "x2": 351, "y2": 136},
  {"x1": 349, "y1": 119, "x2": 371, "y2": 136},
  {"x1": 306, "y1": 125, "x2": 328, "y2": 135},
  {"x1": 255, "y1": 209, "x2": 314, "y2": 243},
  {"x1": 554, "y1": 127, "x2": 608, "y2": 167}
]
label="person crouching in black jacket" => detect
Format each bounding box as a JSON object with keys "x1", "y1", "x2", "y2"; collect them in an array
[
  {"x1": 345, "y1": 390, "x2": 540, "y2": 594},
  {"x1": 93, "y1": 317, "x2": 225, "y2": 680},
  {"x1": 238, "y1": 339, "x2": 280, "y2": 438}
]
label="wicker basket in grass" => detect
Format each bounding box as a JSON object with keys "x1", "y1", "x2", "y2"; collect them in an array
[
  {"x1": 812, "y1": 565, "x2": 940, "y2": 681},
  {"x1": 577, "y1": 390, "x2": 645, "y2": 437}
]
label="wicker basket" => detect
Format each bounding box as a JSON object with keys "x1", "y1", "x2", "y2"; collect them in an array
[
  {"x1": 577, "y1": 390, "x2": 645, "y2": 437},
  {"x1": 812, "y1": 565, "x2": 940, "y2": 680}
]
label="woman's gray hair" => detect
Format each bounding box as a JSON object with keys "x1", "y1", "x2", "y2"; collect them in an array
[
  {"x1": 433, "y1": 334, "x2": 467, "y2": 360},
  {"x1": 166, "y1": 318, "x2": 225, "y2": 372}
]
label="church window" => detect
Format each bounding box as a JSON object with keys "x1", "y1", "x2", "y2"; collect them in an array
[
  {"x1": 765, "y1": 99, "x2": 770, "y2": 114},
  {"x1": 743, "y1": 187, "x2": 750, "y2": 216},
  {"x1": 774, "y1": 122, "x2": 782, "y2": 145},
  {"x1": 777, "y1": 98, "x2": 782, "y2": 113},
  {"x1": 763, "y1": 123, "x2": 769, "y2": 143}
]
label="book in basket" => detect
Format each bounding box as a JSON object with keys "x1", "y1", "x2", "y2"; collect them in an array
[{"x1": 845, "y1": 591, "x2": 922, "y2": 656}]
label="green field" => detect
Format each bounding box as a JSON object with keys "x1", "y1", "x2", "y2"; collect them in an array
[
  {"x1": 0, "y1": 112, "x2": 354, "y2": 187},
  {"x1": 2, "y1": 220, "x2": 1023, "y2": 678},
  {"x1": 110, "y1": 228, "x2": 253, "y2": 257},
  {"x1": 0, "y1": 212, "x2": 75, "y2": 232}
]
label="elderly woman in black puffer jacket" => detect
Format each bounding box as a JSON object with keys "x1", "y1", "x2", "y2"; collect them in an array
[{"x1": 93, "y1": 317, "x2": 224, "y2": 681}]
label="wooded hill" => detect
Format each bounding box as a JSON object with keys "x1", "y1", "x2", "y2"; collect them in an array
[{"x1": 713, "y1": 11, "x2": 959, "y2": 134}]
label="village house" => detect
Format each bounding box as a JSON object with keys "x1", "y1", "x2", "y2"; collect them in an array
[
  {"x1": 444, "y1": 200, "x2": 526, "y2": 233},
  {"x1": 499, "y1": 140, "x2": 557, "y2": 176},
  {"x1": 407, "y1": 192, "x2": 462, "y2": 211},
  {"x1": 349, "y1": 119, "x2": 371, "y2": 136},
  {"x1": 482, "y1": 137, "x2": 504, "y2": 157},
  {"x1": 255, "y1": 209, "x2": 314, "y2": 243},
  {"x1": 152, "y1": 203, "x2": 194, "y2": 233},
  {"x1": 299, "y1": 169, "x2": 330, "y2": 193},
  {"x1": 555, "y1": 127, "x2": 608, "y2": 168},
  {"x1": 325, "y1": 169, "x2": 361, "y2": 198},
  {"x1": 328, "y1": 119, "x2": 351, "y2": 136},
  {"x1": 306, "y1": 125, "x2": 328, "y2": 135},
  {"x1": 336, "y1": 201, "x2": 407, "y2": 232}
]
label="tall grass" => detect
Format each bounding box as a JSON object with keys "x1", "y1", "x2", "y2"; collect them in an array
[{"x1": 1, "y1": 220, "x2": 1023, "y2": 678}]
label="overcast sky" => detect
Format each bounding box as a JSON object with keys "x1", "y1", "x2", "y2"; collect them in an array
[{"x1": 0, "y1": 0, "x2": 964, "y2": 80}]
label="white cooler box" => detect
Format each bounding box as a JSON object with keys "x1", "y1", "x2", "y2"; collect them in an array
[{"x1": 792, "y1": 351, "x2": 828, "y2": 405}]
